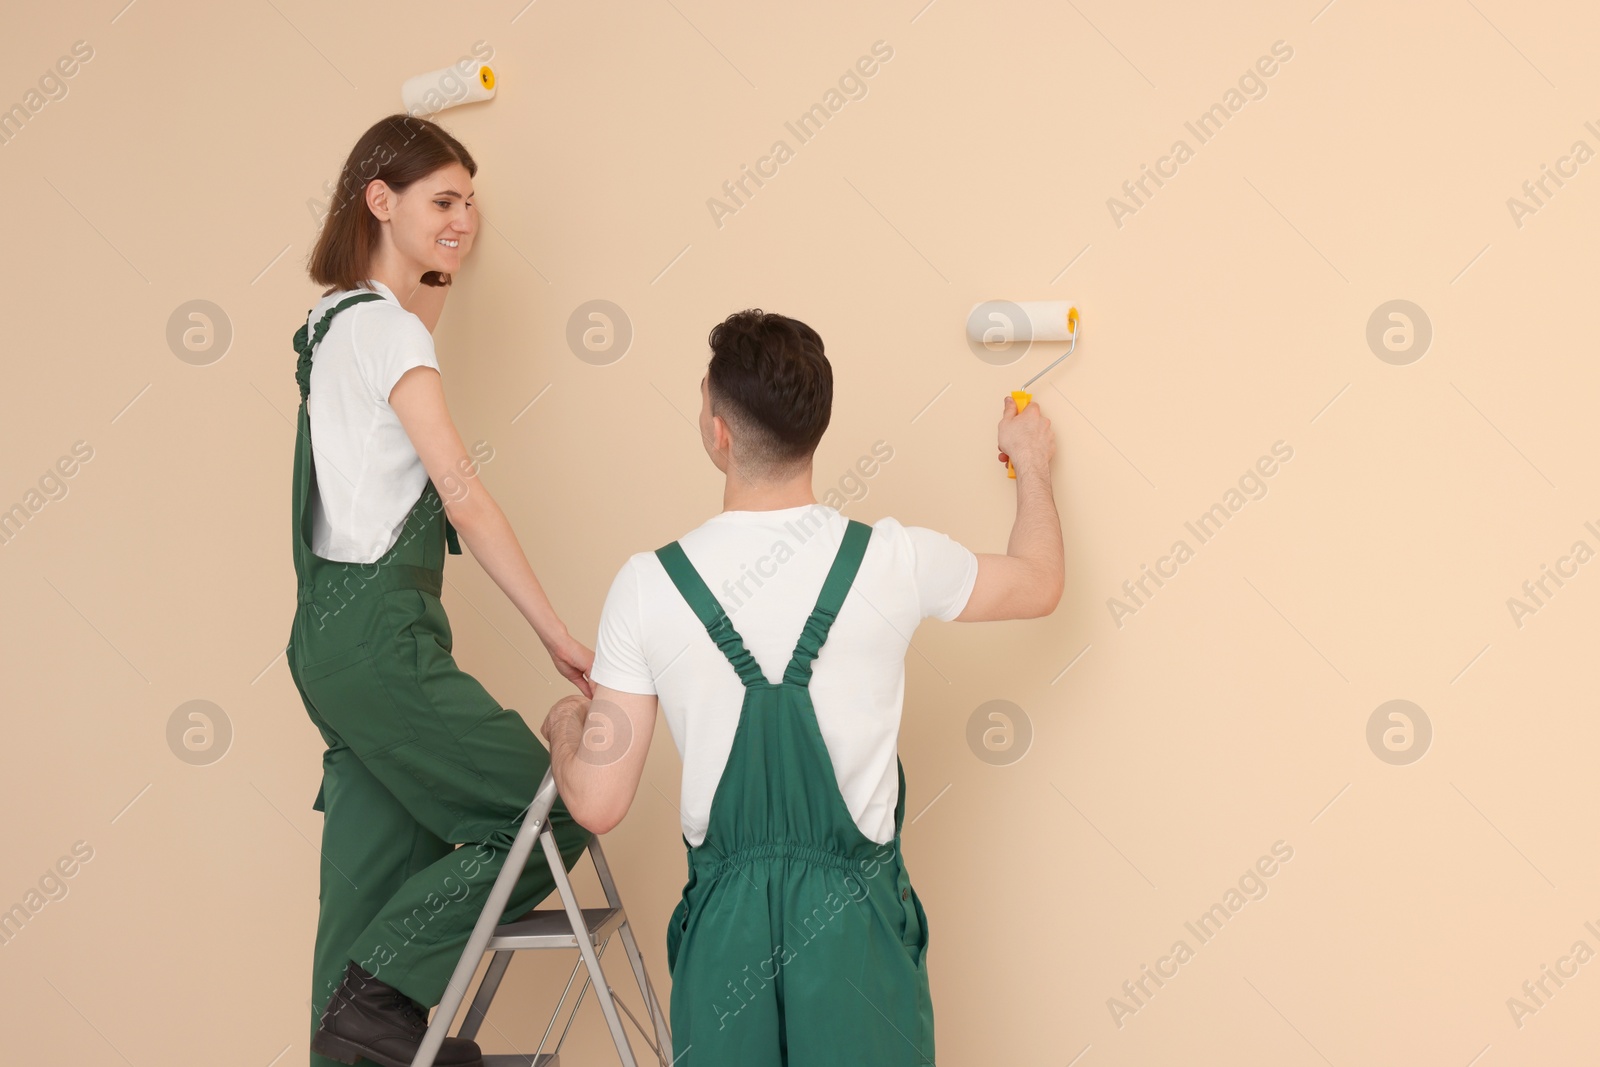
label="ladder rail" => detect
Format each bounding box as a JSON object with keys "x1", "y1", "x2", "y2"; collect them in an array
[
  {"x1": 531, "y1": 954, "x2": 587, "y2": 1056},
  {"x1": 412, "y1": 767, "x2": 670, "y2": 1067},
  {"x1": 538, "y1": 826, "x2": 640, "y2": 1067},
  {"x1": 589, "y1": 839, "x2": 673, "y2": 1058},
  {"x1": 456, "y1": 950, "x2": 514, "y2": 1041},
  {"x1": 549, "y1": 938, "x2": 606, "y2": 1056},
  {"x1": 414, "y1": 771, "x2": 562, "y2": 1067}
]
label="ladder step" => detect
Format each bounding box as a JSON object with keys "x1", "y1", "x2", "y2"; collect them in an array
[
  {"x1": 481, "y1": 1054, "x2": 559, "y2": 1066},
  {"x1": 488, "y1": 906, "x2": 626, "y2": 950}
]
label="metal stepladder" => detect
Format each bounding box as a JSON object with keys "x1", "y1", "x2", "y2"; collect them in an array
[{"x1": 410, "y1": 768, "x2": 673, "y2": 1067}]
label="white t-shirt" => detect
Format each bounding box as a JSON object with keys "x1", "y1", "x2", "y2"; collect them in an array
[
  {"x1": 590, "y1": 504, "x2": 979, "y2": 846},
  {"x1": 304, "y1": 279, "x2": 441, "y2": 564}
]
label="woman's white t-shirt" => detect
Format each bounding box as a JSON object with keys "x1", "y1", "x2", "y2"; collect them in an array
[
  {"x1": 589, "y1": 504, "x2": 979, "y2": 846},
  {"x1": 304, "y1": 279, "x2": 441, "y2": 564}
]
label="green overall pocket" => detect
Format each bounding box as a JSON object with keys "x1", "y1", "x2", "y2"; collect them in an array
[{"x1": 296, "y1": 641, "x2": 421, "y2": 758}]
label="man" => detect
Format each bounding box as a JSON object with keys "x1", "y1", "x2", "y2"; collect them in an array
[{"x1": 540, "y1": 309, "x2": 1062, "y2": 1065}]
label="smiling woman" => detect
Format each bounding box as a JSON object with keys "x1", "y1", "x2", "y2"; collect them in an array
[
  {"x1": 288, "y1": 113, "x2": 596, "y2": 1067},
  {"x1": 307, "y1": 115, "x2": 478, "y2": 292}
]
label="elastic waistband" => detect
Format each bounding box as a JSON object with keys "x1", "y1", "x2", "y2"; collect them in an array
[
  {"x1": 689, "y1": 839, "x2": 892, "y2": 877},
  {"x1": 296, "y1": 560, "x2": 442, "y2": 605}
]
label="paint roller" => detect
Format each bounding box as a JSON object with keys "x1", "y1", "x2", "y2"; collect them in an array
[
  {"x1": 965, "y1": 302, "x2": 1081, "y2": 477},
  {"x1": 401, "y1": 58, "x2": 497, "y2": 116}
]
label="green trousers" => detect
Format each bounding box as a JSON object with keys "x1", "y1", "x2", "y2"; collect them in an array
[{"x1": 286, "y1": 295, "x2": 591, "y2": 1067}]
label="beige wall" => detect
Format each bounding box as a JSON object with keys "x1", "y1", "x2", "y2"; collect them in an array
[{"x1": 3, "y1": 1, "x2": 1597, "y2": 1063}]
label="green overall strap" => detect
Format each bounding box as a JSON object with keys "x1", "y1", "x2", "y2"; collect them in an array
[
  {"x1": 654, "y1": 542, "x2": 770, "y2": 688},
  {"x1": 782, "y1": 519, "x2": 872, "y2": 687},
  {"x1": 293, "y1": 291, "x2": 461, "y2": 555},
  {"x1": 294, "y1": 292, "x2": 382, "y2": 402},
  {"x1": 653, "y1": 519, "x2": 874, "y2": 690}
]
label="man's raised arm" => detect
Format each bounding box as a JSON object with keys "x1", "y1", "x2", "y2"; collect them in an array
[{"x1": 955, "y1": 394, "x2": 1064, "y2": 622}]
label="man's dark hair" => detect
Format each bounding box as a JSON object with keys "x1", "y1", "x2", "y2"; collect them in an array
[{"x1": 707, "y1": 309, "x2": 832, "y2": 479}]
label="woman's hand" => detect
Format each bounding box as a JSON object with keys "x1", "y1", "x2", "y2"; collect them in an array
[{"x1": 542, "y1": 630, "x2": 596, "y2": 699}]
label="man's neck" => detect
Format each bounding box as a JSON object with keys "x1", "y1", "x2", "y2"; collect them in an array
[{"x1": 722, "y1": 468, "x2": 818, "y2": 513}]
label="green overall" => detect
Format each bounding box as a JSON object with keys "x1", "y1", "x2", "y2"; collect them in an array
[
  {"x1": 285, "y1": 293, "x2": 592, "y2": 1067},
  {"x1": 655, "y1": 520, "x2": 936, "y2": 1066}
]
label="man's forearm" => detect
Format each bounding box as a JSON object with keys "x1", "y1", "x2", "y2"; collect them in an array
[
  {"x1": 545, "y1": 707, "x2": 601, "y2": 825},
  {"x1": 1008, "y1": 455, "x2": 1065, "y2": 612}
]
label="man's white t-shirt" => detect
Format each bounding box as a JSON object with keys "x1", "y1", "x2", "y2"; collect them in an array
[
  {"x1": 589, "y1": 504, "x2": 979, "y2": 846},
  {"x1": 304, "y1": 279, "x2": 441, "y2": 564}
]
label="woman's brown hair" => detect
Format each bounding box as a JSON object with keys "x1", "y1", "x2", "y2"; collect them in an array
[{"x1": 306, "y1": 113, "x2": 478, "y2": 295}]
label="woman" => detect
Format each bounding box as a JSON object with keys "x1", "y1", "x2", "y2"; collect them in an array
[{"x1": 286, "y1": 113, "x2": 593, "y2": 1067}]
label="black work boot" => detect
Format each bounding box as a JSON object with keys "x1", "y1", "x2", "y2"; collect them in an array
[{"x1": 311, "y1": 959, "x2": 484, "y2": 1067}]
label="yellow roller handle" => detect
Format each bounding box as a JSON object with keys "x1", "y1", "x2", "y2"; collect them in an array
[
  {"x1": 1004, "y1": 306, "x2": 1076, "y2": 478},
  {"x1": 1006, "y1": 390, "x2": 1032, "y2": 479}
]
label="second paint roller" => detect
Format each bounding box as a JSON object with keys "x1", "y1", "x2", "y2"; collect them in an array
[
  {"x1": 402, "y1": 59, "x2": 497, "y2": 116},
  {"x1": 966, "y1": 301, "x2": 1081, "y2": 478}
]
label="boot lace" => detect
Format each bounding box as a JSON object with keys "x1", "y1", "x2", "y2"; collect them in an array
[{"x1": 392, "y1": 990, "x2": 430, "y2": 1034}]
